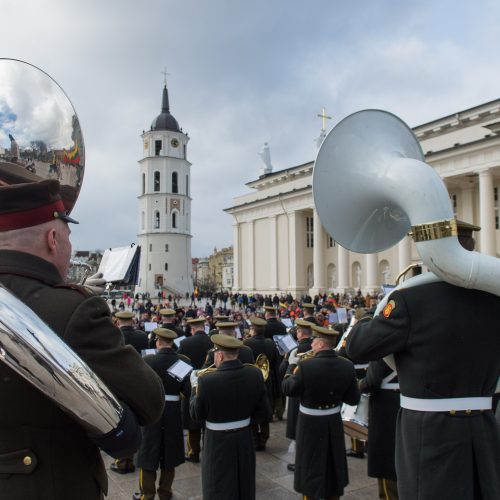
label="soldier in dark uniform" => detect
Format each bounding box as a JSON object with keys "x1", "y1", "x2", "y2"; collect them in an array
[
  {"x1": 283, "y1": 324, "x2": 360, "y2": 500},
  {"x1": 111, "y1": 310, "x2": 149, "y2": 474},
  {"x1": 190, "y1": 334, "x2": 272, "y2": 500},
  {"x1": 135, "y1": 328, "x2": 192, "y2": 500},
  {"x1": 301, "y1": 302, "x2": 319, "y2": 325},
  {"x1": 360, "y1": 358, "x2": 400, "y2": 500},
  {"x1": 177, "y1": 317, "x2": 212, "y2": 463},
  {"x1": 263, "y1": 305, "x2": 287, "y2": 339},
  {"x1": 243, "y1": 316, "x2": 279, "y2": 451},
  {"x1": 346, "y1": 222, "x2": 500, "y2": 500},
  {"x1": 115, "y1": 310, "x2": 148, "y2": 354},
  {"x1": 280, "y1": 318, "x2": 314, "y2": 472},
  {"x1": 202, "y1": 322, "x2": 255, "y2": 367},
  {"x1": 0, "y1": 180, "x2": 165, "y2": 500}
]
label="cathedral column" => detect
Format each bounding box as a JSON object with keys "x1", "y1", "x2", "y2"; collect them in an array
[
  {"x1": 398, "y1": 235, "x2": 411, "y2": 273},
  {"x1": 269, "y1": 216, "x2": 278, "y2": 290},
  {"x1": 478, "y1": 169, "x2": 496, "y2": 256},
  {"x1": 232, "y1": 223, "x2": 240, "y2": 291},
  {"x1": 311, "y1": 209, "x2": 326, "y2": 294},
  {"x1": 287, "y1": 212, "x2": 298, "y2": 292},
  {"x1": 337, "y1": 245, "x2": 350, "y2": 293},
  {"x1": 365, "y1": 253, "x2": 378, "y2": 293},
  {"x1": 460, "y1": 185, "x2": 474, "y2": 221},
  {"x1": 248, "y1": 220, "x2": 255, "y2": 290}
]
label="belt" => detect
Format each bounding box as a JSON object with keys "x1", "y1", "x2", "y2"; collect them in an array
[
  {"x1": 354, "y1": 363, "x2": 369, "y2": 370},
  {"x1": 205, "y1": 417, "x2": 250, "y2": 431},
  {"x1": 299, "y1": 404, "x2": 340, "y2": 416},
  {"x1": 400, "y1": 395, "x2": 492, "y2": 412},
  {"x1": 164, "y1": 395, "x2": 180, "y2": 401},
  {"x1": 381, "y1": 383, "x2": 400, "y2": 390}
]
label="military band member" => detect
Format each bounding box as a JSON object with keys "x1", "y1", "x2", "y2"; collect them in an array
[
  {"x1": 263, "y1": 305, "x2": 287, "y2": 339},
  {"x1": 111, "y1": 310, "x2": 149, "y2": 474},
  {"x1": 360, "y1": 358, "x2": 400, "y2": 500},
  {"x1": 202, "y1": 322, "x2": 255, "y2": 367},
  {"x1": 346, "y1": 222, "x2": 500, "y2": 500},
  {"x1": 0, "y1": 180, "x2": 165, "y2": 500},
  {"x1": 283, "y1": 324, "x2": 360, "y2": 500},
  {"x1": 177, "y1": 317, "x2": 212, "y2": 463},
  {"x1": 159, "y1": 308, "x2": 184, "y2": 338},
  {"x1": 244, "y1": 316, "x2": 279, "y2": 451},
  {"x1": 280, "y1": 318, "x2": 314, "y2": 472},
  {"x1": 135, "y1": 328, "x2": 192, "y2": 500},
  {"x1": 190, "y1": 334, "x2": 272, "y2": 500},
  {"x1": 301, "y1": 303, "x2": 319, "y2": 325}
]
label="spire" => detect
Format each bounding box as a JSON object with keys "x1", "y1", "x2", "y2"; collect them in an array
[{"x1": 161, "y1": 85, "x2": 170, "y2": 114}]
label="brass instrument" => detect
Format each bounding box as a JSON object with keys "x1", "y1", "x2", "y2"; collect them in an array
[
  {"x1": 254, "y1": 353, "x2": 270, "y2": 381},
  {"x1": 395, "y1": 263, "x2": 423, "y2": 286},
  {"x1": 297, "y1": 349, "x2": 315, "y2": 361}
]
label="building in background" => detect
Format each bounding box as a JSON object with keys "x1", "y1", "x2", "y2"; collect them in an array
[
  {"x1": 68, "y1": 250, "x2": 103, "y2": 284},
  {"x1": 135, "y1": 83, "x2": 193, "y2": 298},
  {"x1": 225, "y1": 99, "x2": 500, "y2": 296}
]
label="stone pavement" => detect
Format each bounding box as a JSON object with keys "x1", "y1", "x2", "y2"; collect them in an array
[{"x1": 104, "y1": 419, "x2": 378, "y2": 499}]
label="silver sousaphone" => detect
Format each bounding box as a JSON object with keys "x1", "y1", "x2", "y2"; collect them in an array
[{"x1": 0, "y1": 59, "x2": 127, "y2": 444}]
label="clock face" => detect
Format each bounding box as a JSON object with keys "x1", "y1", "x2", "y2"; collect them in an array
[{"x1": 171, "y1": 138, "x2": 179, "y2": 148}]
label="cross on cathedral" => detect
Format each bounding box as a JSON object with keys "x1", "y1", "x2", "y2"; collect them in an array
[
  {"x1": 317, "y1": 107, "x2": 332, "y2": 131},
  {"x1": 161, "y1": 67, "x2": 170, "y2": 86}
]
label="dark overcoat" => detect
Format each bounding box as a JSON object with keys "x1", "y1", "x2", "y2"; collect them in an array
[
  {"x1": 120, "y1": 325, "x2": 148, "y2": 354},
  {"x1": 137, "y1": 348, "x2": 191, "y2": 470},
  {"x1": 190, "y1": 359, "x2": 272, "y2": 500},
  {"x1": 359, "y1": 359, "x2": 399, "y2": 480},
  {"x1": 203, "y1": 344, "x2": 255, "y2": 367},
  {"x1": 282, "y1": 337, "x2": 313, "y2": 439},
  {"x1": 263, "y1": 317, "x2": 287, "y2": 339},
  {"x1": 282, "y1": 350, "x2": 360, "y2": 498},
  {"x1": 346, "y1": 282, "x2": 500, "y2": 500},
  {"x1": 0, "y1": 250, "x2": 164, "y2": 500}
]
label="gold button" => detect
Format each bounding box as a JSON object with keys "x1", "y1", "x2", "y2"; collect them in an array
[
  {"x1": 465, "y1": 409, "x2": 472, "y2": 414},
  {"x1": 23, "y1": 456, "x2": 32, "y2": 466},
  {"x1": 449, "y1": 410, "x2": 456, "y2": 415}
]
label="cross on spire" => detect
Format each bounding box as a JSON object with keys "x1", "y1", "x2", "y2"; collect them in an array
[
  {"x1": 317, "y1": 107, "x2": 332, "y2": 131},
  {"x1": 161, "y1": 67, "x2": 170, "y2": 86}
]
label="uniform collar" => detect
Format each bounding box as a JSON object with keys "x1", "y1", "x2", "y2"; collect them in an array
[
  {"x1": 0, "y1": 249, "x2": 63, "y2": 284},
  {"x1": 315, "y1": 349, "x2": 338, "y2": 358},
  {"x1": 218, "y1": 359, "x2": 243, "y2": 371}
]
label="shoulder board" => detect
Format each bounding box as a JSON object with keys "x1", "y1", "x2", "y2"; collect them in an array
[{"x1": 53, "y1": 283, "x2": 95, "y2": 298}]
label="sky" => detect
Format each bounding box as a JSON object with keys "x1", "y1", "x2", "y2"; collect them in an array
[{"x1": 2, "y1": 0, "x2": 500, "y2": 257}]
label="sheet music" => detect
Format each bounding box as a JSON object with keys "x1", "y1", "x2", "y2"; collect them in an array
[
  {"x1": 273, "y1": 333, "x2": 298, "y2": 355},
  {"x1": 337, "y1": 308, "x2": 348, "y2": 323},
  {"x1": 281, "y1": 318, "x2": 293, "y2": 328},
  {"x1": 141, "y1": 348, "x2": 157, "y2": 357},
  {"x1": 144, "y1": 321, "x2": 158, "y2": 332},
  {"x1": 174, "y1": 335, "x2": 185, "y2": 348},
  {"x1": 167, "y1": 359, "x2": 192, "y2": 381}
]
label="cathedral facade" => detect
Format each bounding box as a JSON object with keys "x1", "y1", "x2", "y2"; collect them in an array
[
  {"x1": 135, "y1": 85, "x2": 193, "y2": 297},
  {"x1": 225, "y1": 99, "x2": 500, "y2": 296}
]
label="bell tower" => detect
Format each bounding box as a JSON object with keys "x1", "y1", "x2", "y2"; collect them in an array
[{"x1": 136, "y1": 82, "x2": 193, "y2": 298}]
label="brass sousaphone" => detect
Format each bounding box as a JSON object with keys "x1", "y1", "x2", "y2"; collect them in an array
[{"x1": 0, "y1": 59, "x2": 138, "y2": 455}]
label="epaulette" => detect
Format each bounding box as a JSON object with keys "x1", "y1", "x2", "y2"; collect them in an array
[{"x1": 54, "y1": 283, "x2": 95, "y2": 297}]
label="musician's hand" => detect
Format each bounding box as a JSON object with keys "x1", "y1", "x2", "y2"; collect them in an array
[
  {"x1": 83, "y1": 272, "x2": 106, "y2": 294},
  {"x1": 288, "y1": 348, "x2": 299, "y2": 366}
]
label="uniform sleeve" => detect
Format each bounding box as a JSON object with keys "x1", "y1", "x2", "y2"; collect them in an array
[
  {"x1": 252, "y1": 383, "x2": 273, "y2": 424},
  {"x1": 359, "y1": 359, "x2": 389, "y2": 393},
  {"x1": 62, "y1": 295, "x2": 165, "y2": 426},
  {"x1": 282, "y1": 363, "x2": 304, "y2": 398},
  {"x1": 190, "y1": 379, "x2": 208, "y2": 423},
  {"x1": 346, "y1": 290, "x2": 410, "y2": 362},
  {"x1": 343, "y1": 364, "x2": 361, "y2": 406}
]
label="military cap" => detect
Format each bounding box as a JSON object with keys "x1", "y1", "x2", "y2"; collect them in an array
[
  {"x1": 301, "y1": 303, "x2": 315, "y2": 310},
  {"x1": 354, "y1": 307, "x2": 367, "y2": 321},
  {"x1": 213, "y1": 315, "x2": 230, "y2": 321},
  {"x1": 115, "y1": 311, "x2": 135, "y2": 319},
  {"x1": 263, "y1": 306, "x2": 276, "y2": 312},
  {"x1": 153, "y1": 327, "x2": 178, "y2": 339},
  {"x1": 159, "y1": 308, "x2": 176, "y2": 316},
  {"x1": 295, "y1": 318, "x2": 315, "y2": 328},
  {"x1": 249, "y1": 316, "x2": 267, "y2": 327},
  {"x1": 211, "y1": 333, "x2": 242, "y2": 350},
  {"x1": 0, "y1": 179, "x2": 78, "y2": 232},
  {"x1": 216, "y1": 321, "x2": 238, "y2": 330},
  {"x1": 186, "y1": 317, "x2": 206, "y2": 325},
  {"x1": 311, "y1": 324, "x2": 339, "y2": 337},
  {"x1": 456, "y1": 220, "x2": 481, "y2": 237}
]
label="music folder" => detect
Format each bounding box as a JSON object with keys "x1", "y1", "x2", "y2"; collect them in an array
[
  {"x1": 273, "y1": 333, "x2": 298, "y2": 355},
  {"x1": 97, "y1": 244, "x2": 141, "y2": 285},
  {"x1": 167, "y1": 359, "x2": 192, "y2": 381}
]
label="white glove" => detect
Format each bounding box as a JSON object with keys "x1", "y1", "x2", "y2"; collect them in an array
[
  {"x1": 190, "y1": 369, "x2": 199, "y2": 390},
  {"x1": 288, "y1": 348, "x2": 299, "y2": 366},
  {"x1": 83, "y1": 272, "x2": 106, "y2": 294}
]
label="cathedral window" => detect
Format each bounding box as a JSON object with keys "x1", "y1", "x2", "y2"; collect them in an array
[
  {"x1": 154, "y1": 211, "x2": 160, "y2": 229},
  {"x1": 172, "y1": 172, "x2": 178, "y2": 194},
  {"x1": 495, "y1": 187, "x2": 499, "y2": 230},
  {"x1": 165, "y1": 263, "x2": 168, "y2": 271},
  {"x1": 141, "y1": 211, "x2": 145, "y2": 230},
  {"x1": 149, "y1": 243, "x2": 152, "y2": 251},
  {"x1": 327, "y1": 236, "x2": 335, "y2": 248},
  {"x1": 154, "y1": 171, "x2": 160, "y2": 192},
  {"x1": 186, "y1": 174, "x2": 189, "y2": 196},
  {"x1": 155, "y1": 140, "x2": 162, "y2": 156},
  {"x1": 142, "y1": 173, "x2": 145, "y2": 194},
  {"x1": 172, "y1": 211, "x2": 177, "y2": 228},
  {"x1": 165, "y1": 244, "x2": 169, "y2": 252},
  {"x1": 306, "y1": 216, "x2": 314, "y2": 248}
]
